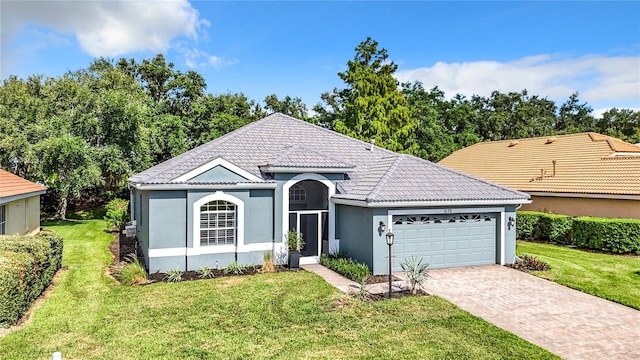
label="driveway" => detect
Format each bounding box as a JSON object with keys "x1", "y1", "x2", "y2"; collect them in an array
[{"x1": 420, "y1": 265, "x2": 640, "y2": 360}]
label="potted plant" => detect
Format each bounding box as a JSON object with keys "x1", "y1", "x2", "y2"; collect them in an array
[{"x1": 287, "y1": 230, "x2": 304, "y2": 270}]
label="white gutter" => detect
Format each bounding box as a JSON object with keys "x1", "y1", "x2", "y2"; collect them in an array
[
  {"x1": 132, "y1": 183, "x2": 277, "y2": 190},
  {"x1": 331, "y1": 197, "x2": 532, "y2": 208},
  {"x1": 527, "y1": 191, "x2": 640, "y2": 201}
]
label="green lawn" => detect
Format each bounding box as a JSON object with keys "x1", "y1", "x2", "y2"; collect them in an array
[
  {"x1": 517, "y1": 241, "x2": 640, "y2": 310},
  {"x1": 0, "y1": 220, "x2": 557, "y2": 359}
]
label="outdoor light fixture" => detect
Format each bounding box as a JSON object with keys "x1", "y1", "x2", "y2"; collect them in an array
[
  {"x1": 379, "y1": 221, "x2": 386, "y2": 233},
  {"x1": 508, "y1": 216, "x2": 516, "y2": 230},
  {"x1": 385, "y1": 230, "x2": 394, "y2": 298}
]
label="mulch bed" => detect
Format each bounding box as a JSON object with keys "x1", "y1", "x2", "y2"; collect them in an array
[
  {"x1": 366, "y1": 289, "x2": 429, "y2": 301},
  {"x1": 364, "y1": 274, "x2": 402, "y2": 285}
]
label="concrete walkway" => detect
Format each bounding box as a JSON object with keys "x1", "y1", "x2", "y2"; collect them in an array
[
  {"x1": 303, "y1": 263, "x2": 640, "y2": 359},
  {"x1": 422, "y1": 265, "x2": 640, "y2": 360}
]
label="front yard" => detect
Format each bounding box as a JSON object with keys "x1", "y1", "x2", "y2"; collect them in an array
[
  {"x1": 517, "y1": 241, "x2": 640, "y2": 310},
  {"x1": 0, "y1": 220, "x2": 557, "y2": 359}
]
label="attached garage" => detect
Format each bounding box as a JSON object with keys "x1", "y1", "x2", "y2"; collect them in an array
[{"x1": 390, "y1": 212, "x2": 497, "y2": 271}]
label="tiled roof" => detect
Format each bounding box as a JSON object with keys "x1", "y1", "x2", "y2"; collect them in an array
[
  {"x1": 439, "y1": 132, "x2": 640, "y2": 196},
  {"x1": 130, "y1": 113, "x2": 528, "y2": 204},
  {"x1": 0, "y1": 170, "x2": 47, "y2": 199}
]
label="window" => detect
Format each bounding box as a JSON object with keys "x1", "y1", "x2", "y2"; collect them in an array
[
  {"x1": 200, "y1": 200, "x2": 236, "y2": 246},
  {"x1": 0, "y1": 205, "x2": 5, "y2": 235},
  {"x1": 289, "y1": 184, "x2": 306, "y2": 202}
]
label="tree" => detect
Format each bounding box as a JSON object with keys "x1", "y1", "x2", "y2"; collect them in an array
[
  {"x1": 263, "y1": 94, "x2": 310, "y2": 121},
  {"x1": 556, "y1": 92, "x2": 595, "y2": 133},
  {"x1": 313, "y1": 38, "x2": 417, "y2": 153},
  {"x1": 597, "y1": 108, "x2": 640, "y2": 144},
  {"x1": 34, "y1": 136, "x2": 102, "y2": 219}
]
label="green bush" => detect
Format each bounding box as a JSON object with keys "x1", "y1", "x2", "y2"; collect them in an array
[
  {"x1": 104, "y1": 198, "x2": 129, "y2": 231},
  {"x1": 537, "y1": 213, "x2": 572, "y2": 243},
  {"x1": 516, "y1": 212, "x2": 541, "y2": 240},
  {"x1": 572, "y1": 217, "x2": 640, "y2": 254},
  {"x1": 0, "y1": 233, "x2": 63, "y2": 326},
  {"x1": 320, "y1": 254, "x2": 370, "y2": 283},
  {"x1": 516, "y1": 211, "x2": 571, "y2": 243}
]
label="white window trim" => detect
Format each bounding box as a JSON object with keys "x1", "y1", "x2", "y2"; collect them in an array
[
  {"x1": 192, "y1": 191, "x2": 244, "y2": 255},
  {"x1": 173, "y1": 157, "x2": 263, "y2": 183},
  {"x1": 282, "y1": 173, "x2": 336, "y2": 255}
]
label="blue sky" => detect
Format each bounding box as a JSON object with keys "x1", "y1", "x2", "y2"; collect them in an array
[{"x1": 2, "y1": 1, "x2": 639, "y2": 116}]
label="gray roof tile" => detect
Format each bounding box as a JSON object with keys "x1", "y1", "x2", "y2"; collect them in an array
[{"x1": 130, "y1": 113, "x2": 528, "y2": 203}]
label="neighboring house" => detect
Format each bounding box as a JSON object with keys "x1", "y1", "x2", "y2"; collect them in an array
[
  {"x1": 128, "y1": 114, "x2": 529, "y2": 274},
  {"x1": 0, "y1": 170, "x2": 46, "y2": 235},
  {"x1": 439, "y1": 132, "x2": 640, "y2": 219}
]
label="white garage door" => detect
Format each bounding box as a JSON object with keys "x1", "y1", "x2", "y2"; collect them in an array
[{"x1": 392, "y1": 213, "x2": 497, "y2": 271}]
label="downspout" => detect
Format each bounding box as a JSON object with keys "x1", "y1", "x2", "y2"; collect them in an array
[
  {"x1": 513, "y1": 203, "x2": 523, "y2": 263},
  {"x1": 185, "y1": 192, "x2": 189, "y2": 272}
]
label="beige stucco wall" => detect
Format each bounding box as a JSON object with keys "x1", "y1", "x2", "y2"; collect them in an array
[
  {"x1": 522, "y1": 195, "x2": 640, "y2": 219},
  {"x1": 4, "y1": 195, "x2": 41, "y2": 235}
]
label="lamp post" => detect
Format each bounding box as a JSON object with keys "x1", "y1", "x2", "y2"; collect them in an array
[{"x1": 385, "y1": 230, "x2": 394, "y2": 298}]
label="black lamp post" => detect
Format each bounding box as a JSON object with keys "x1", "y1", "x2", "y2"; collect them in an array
[{"x1": 385, "y1": 230, "x2": 394, "y2": 298}]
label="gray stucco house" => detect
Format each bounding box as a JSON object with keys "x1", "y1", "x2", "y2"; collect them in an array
[{"x1": 128, "y1": 113, "x2": 530, "y2": 274}]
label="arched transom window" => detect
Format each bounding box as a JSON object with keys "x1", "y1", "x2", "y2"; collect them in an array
[
  {"x1": 200, "y1": 200, "x2": 236, "y2": 246},
  {"x1": 289, "y1": 184, "x2": 306, "y2": 202}
]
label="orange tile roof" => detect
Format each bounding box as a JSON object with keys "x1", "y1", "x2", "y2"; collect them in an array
[
  {"x1": 0, "y1": 169, "x2": 47, "y2": 199},
  {"x1": 439, "y1": 132, "x2": 640, "y2": 196}
]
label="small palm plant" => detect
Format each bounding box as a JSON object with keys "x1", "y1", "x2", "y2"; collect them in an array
[
  {"x1": 287, "y1": 230, "x2": 304, "y2": 252},
  {"x1": 400, "y1": 256, "x2": 430, "y2": 295}
]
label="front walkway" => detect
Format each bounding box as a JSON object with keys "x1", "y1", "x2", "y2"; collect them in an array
[
  {"x1": 303, "y1": 263, "x2": 640, "y2": 359},
  {"x1": 422, "y1": 265, "x2": 640, "y2": 360}
]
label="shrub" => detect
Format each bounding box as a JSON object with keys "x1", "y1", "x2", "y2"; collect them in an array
[
  {"x1": 320, "y1": 254, "x2": 370, "y2": 283},
  {"x1": 400, "y1": 256, "x2": 430, "y2": 294},
  {"x1": 328, "y1": 248, "x2": 349, "y2": 260},
  {"x1": 261, "y1": 251, "x2": 276, "y2": 273},
  {"x1": 516, "y1": 212, "x2": 541, "y2": 241},
  {"x1": 287, "y1": 231, "x2": 304, "y2": 252},
  {"x1": 511, "y1": 254, "x2": 550, "y2": 272},
  {"x1": 197, "y1": 265, "x2": 214, "y2": 279},
  {"x1": 0, "y1": 233, "x2": 63, "y2": 326},
  {"x1": 572, "y1": 217, "x2": 640, "y2": 254},
  {"x1": 164, "y1": 269, "x2": 184, "y2": 282},
  {"x1": 104, "y1": 198, "x2": 129, "y2": 231},
  {"x1": 536, "y1": 213, "x2": 572, "y2": 243},
  {"x1": 116, "y1": 255, "x2": 147, "y2": 285},
  {"x1": 224, "y1": 262, "x2": 245, "y2": 275}
]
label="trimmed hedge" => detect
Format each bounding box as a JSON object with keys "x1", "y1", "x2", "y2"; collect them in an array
[
  {"x1": 517, "y1": 211, "x2": 640, "y2": 254},
  {"x1": 320, "y1": 254, "x2": 370, "y2": 283},
  {"x1": 572, "y1": 217, "x2": 640, "y2": 254},
  {"x1": 0, "y1": 232, "x2": 63, "y2": 326}
]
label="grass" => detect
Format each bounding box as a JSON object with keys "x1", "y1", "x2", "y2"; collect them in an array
[
  {"x1": 517, "y1": 241, "x2": 640, "y2": 310},
  {"x1": 0, "y1": 220, "x2": 557, "y2": 359}
]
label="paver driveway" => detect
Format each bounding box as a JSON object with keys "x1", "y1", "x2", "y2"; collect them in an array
[{"x1": 421, "y1": 265, "x2": 640, "y2": 359}]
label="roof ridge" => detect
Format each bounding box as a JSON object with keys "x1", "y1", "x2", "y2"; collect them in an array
[
  {"x1": 366, "y1": 155, "x2": 403, "y2": 201},
  {"x1": 588, "y1": 132, "x2": 640, "y2": 153}
]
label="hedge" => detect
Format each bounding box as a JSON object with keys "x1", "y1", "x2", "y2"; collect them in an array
[
  {"x1": 0, "y1": 232, "x2": 63, "y2": 326},
  {"x1": 572, "y1": 217, "x2": 640, "y2": 254},
  {"x1": 516, "y1": 211, "x2": 640, "y2": 254},
  {"x1": 320, "y1": 254, "x2": 370, "y2": 283}
]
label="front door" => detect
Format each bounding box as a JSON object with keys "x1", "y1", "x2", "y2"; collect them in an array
[{"x1": 289, "y1": 211, "x2": 328, "y2": 257}]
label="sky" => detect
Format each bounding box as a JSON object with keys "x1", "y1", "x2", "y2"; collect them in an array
[{"x1": 1, "y1": 1, "x2": 639, "y2": 117}]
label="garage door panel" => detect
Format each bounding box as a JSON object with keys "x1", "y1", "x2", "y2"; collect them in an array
[{"x1": 392, "y1": 213, "x2": 497, "y2": 270}]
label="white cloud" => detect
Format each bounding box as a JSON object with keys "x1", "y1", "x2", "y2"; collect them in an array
[
  {"x1": 2, "y1": 0, "x2": 207, "y2": 57},
  {"x1": 179, "y1": 45, "x2": 236, "y2": 69},
  {"x1": 396, "y1": 54, "x2": 640, "y2": 107}
]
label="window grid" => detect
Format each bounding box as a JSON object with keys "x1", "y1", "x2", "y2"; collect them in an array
[
  {"x1": 200, "y1": 200, "x2": 236, "y2": 246},
  {"x1": 289, "y1": 184, "x2": 306, "y2": 201}
]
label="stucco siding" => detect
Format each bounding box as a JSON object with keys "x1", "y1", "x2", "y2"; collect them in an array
[
  {"x1": 336, "y1": 204, "x2": 374, "y2": 270},
  {"x1": 524, "y1": 195, "x2": 640, "y2": 219},
  {"x1": 149, "y1": 191, "x2": 187, "y2": 249},
  {"x1": 4, "y1": 195, "x2": 40, "y2": 235},
  {"x1": 504, "y1": 206, "x2": 517, "y2": 264}
]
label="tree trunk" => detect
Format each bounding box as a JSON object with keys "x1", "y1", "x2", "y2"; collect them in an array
[{"x1": 56, "y1": 197, "x2": 68, "y2": 220}]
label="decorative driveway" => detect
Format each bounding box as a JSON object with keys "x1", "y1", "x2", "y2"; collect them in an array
[{"x1": 421, "y1": 265, "x2": 640, "y2": 359}]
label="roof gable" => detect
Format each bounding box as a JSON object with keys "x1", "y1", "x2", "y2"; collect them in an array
[{"x1": 172, "y1": 157, "x2": 263, "y2": 183}]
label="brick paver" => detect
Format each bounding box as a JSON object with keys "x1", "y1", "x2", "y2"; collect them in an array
[{"x1": 421, "y1": 265, "x2": 640, "y2": 359}]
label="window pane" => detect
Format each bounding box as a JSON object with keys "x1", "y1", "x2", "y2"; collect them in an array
[{"x1": 199, "y1": 200, "x2": 236, "y2": 246}]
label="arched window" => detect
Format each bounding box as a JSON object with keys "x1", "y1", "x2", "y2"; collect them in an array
[
  {"x1": 200, "y1": 200, "x2": 236, "y2": 246},
  {"x1": 289, "y1": 184, "x2": 306, "y2": 202}
]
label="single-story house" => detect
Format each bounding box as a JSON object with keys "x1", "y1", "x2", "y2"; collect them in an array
[
  {"x1": 128, "y1": 113, "x2": 530, "y2": 274},
  {"x1": 0, "y1": 169, "x2": 46, "y2": 235},
  {"x1": 439, "y1": 132, "x2": 640, "y2": 218}
]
